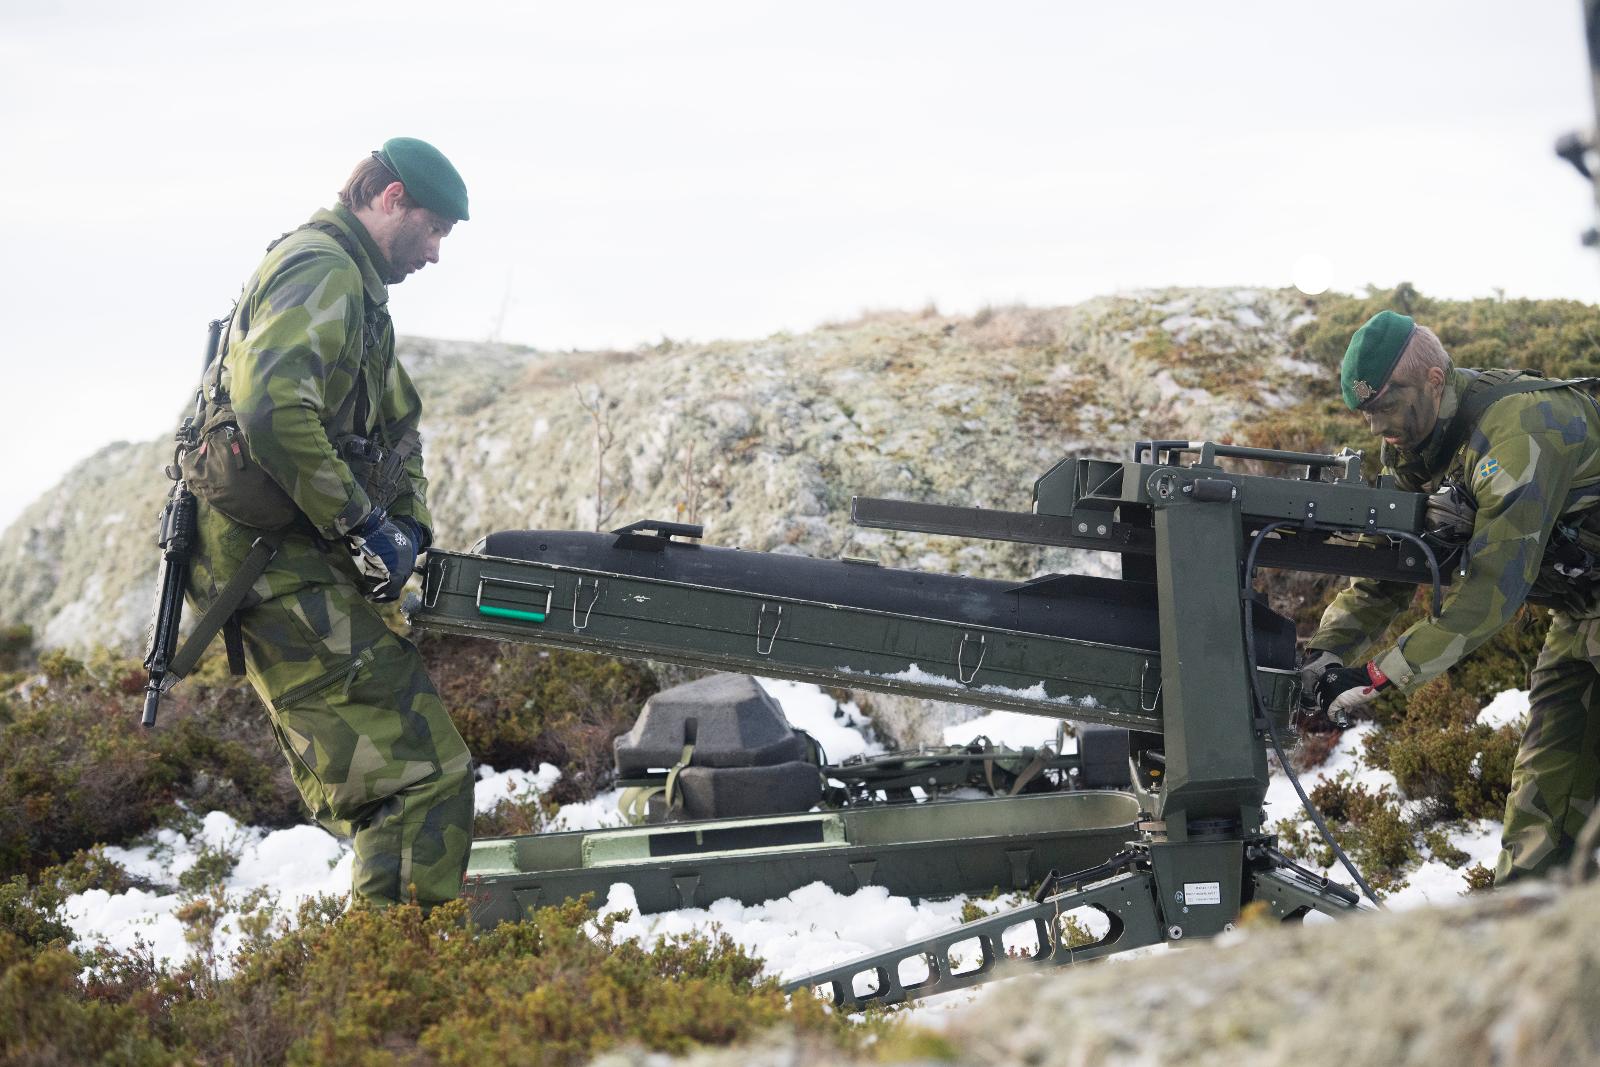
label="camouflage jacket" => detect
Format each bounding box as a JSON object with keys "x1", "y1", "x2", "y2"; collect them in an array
[
  {"x1": 216, "y1": 205, "x2": 432, "y2": 540},
  {"x1": 1309, "y1": 368, "x2": 1600, "y2": 692}
]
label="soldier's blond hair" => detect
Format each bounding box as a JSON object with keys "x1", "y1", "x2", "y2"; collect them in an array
[
  {"x1": 338, "y1": 155, "x2": 419, "y2": 212},
  {"x1": 1394, "y1": 323, "x2": 1452, "y2": 384}
]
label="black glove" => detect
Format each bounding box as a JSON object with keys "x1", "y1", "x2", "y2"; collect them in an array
[
  {"x1": 348, "y1": 509, "x2": 420, "y2": 602},
  {"x1": 1315, "y1": 661, "x2": 1391, "y2": 724},
  {"x1": 1297, "y1": 649, "x2": 1341, "y2": 707}
]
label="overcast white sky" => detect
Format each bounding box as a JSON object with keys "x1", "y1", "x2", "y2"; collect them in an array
[{"x1": 2, "y1": 1, "x2": 1597, "y2": 533}]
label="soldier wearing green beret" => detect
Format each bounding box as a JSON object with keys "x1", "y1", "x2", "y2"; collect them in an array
[
  {"x1": 1303, "y1": 309, "x2": 1600, "y2": 884},
  {"x1": 183, "y1": 138, "x2": 476, "y2": 910}
]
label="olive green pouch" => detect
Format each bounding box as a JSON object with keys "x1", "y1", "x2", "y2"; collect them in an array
[{"x1": 179, "y1": 404, "x2": 300, "y2": 531}]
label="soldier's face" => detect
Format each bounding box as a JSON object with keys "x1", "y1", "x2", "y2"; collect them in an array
[
  {"x1": 1361, "y1": 371, "x2": 1443, "y2": 451},
  {"x1": 386, "y1": 206, "x2": 454, "y2": 283}
]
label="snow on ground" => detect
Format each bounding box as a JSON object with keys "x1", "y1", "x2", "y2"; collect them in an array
[
  {"x1": 61, "y1": 680, "x2": 889, "y2": 972},
  {"x1": 1263, "y1": 694, "x2": 1524, "y2": 910},
  {"x1": 66, "y1": 811, "x2": 353, "y2": 968},
  {"x1": 942, "y1": 708, "x2": 1071, "y2": 750},
  {"x1": 1478, "y1": 688, "x2": 1529, "y2": 729},
  {"x1": 61, "y1": 679, "x2": 1522, "y2": 1020},
  {"x1": 755, "y1": 676, "x2": 882, "y2": 762}
]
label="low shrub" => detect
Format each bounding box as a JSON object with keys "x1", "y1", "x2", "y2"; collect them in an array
[
  {"x1": 0, "y1": 637, "x2": 662, "y2": 878},
  {"x1": 1364, "y1": 678, "x2": 1520, "y2": 822},
  {"x1": 0, "y1": 651, "x2": 302, "y2": 878},
  {"x1": 421, "y1": 634, "x2": 658, "y2": 803},
  {"x1": 1, "y1": 892, "x2": 875, "y2": 1066},
  {"x1": 1275, "y1": 773, "x2": 1418, "y2": 895}
]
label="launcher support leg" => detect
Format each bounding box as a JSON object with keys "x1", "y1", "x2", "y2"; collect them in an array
[
  {"x1": 784, "y1": 846, "x2": 1371, "y2": 1011},
  {"x1": 784, "y1": 868, "x2": 1165, "y2": 1011}
]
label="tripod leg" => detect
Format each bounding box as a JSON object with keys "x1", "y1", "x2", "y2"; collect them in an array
[{"x1": 784, "y1": 869, "x2": 1164, "y2": 1010}]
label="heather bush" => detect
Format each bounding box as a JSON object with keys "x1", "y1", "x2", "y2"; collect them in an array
[
  {"x1": 0, "y1": 633, "x2": 663, "y2": 877},
  {"x1": 420, "y1": 633, "x2": 658, "y2": 803},
  {"x1": 1275, "y1": 773, "x2": 1418, "y2": 895},
  {"x1": 0, "y1": 650, "x2": 301, "y2": 878},
  {"x1": 1364, "y1": 678, "x2": 1520, "y2": 821},
  {"x1": 1, "y1": 891, "x2": 876, "y2": 1066}
]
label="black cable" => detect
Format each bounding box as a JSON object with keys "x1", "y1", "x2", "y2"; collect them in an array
[
  {"x1": 1243, "y1": 520, "x2": 1390, "y2": 909},
  {"x1": 1370, "y1": 526, "x2": 1445, "y2": 618}
]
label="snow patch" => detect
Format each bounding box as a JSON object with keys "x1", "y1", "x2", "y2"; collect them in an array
[{"x1": 1477, "y1": 689, "x2": 1529, "y2": 730}]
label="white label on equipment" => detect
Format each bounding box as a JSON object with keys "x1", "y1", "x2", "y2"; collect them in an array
[{"x1": 1184, "y1": 881, "x2": 1222, "y2": 905}]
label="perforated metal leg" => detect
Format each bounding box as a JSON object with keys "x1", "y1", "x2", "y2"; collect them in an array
[{"x1": 784, "y1": 869, "x2": 1164, "y2": 1010}]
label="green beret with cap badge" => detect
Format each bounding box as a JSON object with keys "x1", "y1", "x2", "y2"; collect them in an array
[
  {"x1": 1341, "y1": 310, "x2": 1417, "y2": 409},
  {"x1": 375, "y1": 136, "x2": 469, "y2": 222}
]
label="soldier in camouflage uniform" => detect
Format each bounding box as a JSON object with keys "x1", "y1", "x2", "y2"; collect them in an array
[
  {"x1": 1305, "y1": 310, "x2": 1600, "y2": 883},
  {"x1": 185, "y1": 139, "x2": 475, "y2": 910}
]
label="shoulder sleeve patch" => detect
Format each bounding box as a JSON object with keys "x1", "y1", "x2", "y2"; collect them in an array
[{"x1": 1477, "y1": 457, "x2": 1502, "y2": 479}]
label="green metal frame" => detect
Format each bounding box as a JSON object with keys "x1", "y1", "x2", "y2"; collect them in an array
[{"x1": 409, "y1": 440, "x2": 1411, "y2": 1006}]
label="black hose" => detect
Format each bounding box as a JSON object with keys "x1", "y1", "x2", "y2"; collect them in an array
[
  {"x1": 1371, "y1": 526, "x2": 1445, "y2": 619},
  {"x1": 1243, "y1": 519, "x2": 1400, "y2": 909}
]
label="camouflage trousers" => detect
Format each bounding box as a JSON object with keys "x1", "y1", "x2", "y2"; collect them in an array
[
  {"x1": 189, "y1": 514, "x2": 474, "y2": 909},
  {"x1": 1494, "y1": 612, "x2": 1600, "y2": 884}
]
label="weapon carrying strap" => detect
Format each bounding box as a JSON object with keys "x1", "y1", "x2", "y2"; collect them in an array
[
  {"x1": 164, "y1": 531, "x2": 286, "y2": 686},
  {"x1": 1435, "y1": 369, "x2": 1584, "y2": 465}
]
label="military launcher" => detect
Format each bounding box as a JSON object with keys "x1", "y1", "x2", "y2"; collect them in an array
[{"x1": 406, "y1": 439, "x2": 1445, "y2": 1007}]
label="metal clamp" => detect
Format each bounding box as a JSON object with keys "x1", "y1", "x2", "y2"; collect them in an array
[
  {"x1": 1140, "y1": 659, "x2": 1163, "y2": 712},
  {"x1": 422, "y1": 556, "x2": 448, "y2": 609},
  {"x1": 572, "y1": 578, "x2": 600, "y2": 632},
  {"x1": 956, "y1": 632, "x2": 987, "y2": 684},
  {"x1": 756, "y1": 603, "x2": 783, "y2": 655}
]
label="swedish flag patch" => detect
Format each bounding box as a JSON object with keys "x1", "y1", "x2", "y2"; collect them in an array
[{"x1": 1477, "y1": 457, "x2": 1502, "y2": 480}]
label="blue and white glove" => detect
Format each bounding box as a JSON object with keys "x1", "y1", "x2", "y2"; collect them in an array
[{"x1": 347, "y1": 510, "x2": 421, "y2": 602}]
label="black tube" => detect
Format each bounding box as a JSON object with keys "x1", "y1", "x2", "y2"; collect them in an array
[{"x1": 1244, "y1": 520, "x2": 1384, "y2": 909}]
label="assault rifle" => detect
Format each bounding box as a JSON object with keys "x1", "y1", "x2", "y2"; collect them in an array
[{"x1": 139, "y1": 319, "x2": 225, "y2": 727}]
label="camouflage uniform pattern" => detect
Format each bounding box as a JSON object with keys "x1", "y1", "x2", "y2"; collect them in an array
[
  {"x1": 1308, "y1": 367, "x2": 1600, "y2": 882},
  {"x1": 220, "y1": 206, "x2": 432, "y2": 540},
  {"x1": 187, "y1": 205, "x2": 473, "y2": 909}
]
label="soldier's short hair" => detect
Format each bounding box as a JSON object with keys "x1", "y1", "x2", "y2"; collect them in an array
[
  {"x1": 1394, "y1": 323, "x2": 1452, "y2": 383},
  {"x1": 337, "y1": 154, "x2": 419, "y2": 212}
]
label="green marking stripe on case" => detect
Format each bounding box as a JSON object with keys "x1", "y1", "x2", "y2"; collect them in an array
[{"x1": 476, "y1": 575, "x2": 553, "y2": 624}]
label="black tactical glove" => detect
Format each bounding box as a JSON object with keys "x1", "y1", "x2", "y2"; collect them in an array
[
  {"x1": 1297, "y1": 649, "x2": 1341, "y2": 707},
  {"x1": 348, "y1": 509, "x2": 420, "y2": 602},
  {"x1": 1315, "y1": 661, "x2": 1391, "y2": 725}
]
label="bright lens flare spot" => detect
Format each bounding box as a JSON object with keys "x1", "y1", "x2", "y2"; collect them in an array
[{"x1": 1292, "y1": 254, "x2": 1333, "y2": 296}]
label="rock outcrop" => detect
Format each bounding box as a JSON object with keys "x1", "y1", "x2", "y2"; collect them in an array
[{"x1": 0, "y1": 287, "x2": 1320, "y2": 656}]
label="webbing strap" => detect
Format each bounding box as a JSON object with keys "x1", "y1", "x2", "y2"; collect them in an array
[
  {"x1": 661, "y1": 743, "x2": 696, "y2": 813},
  {"x1": 616, "y1": 786, "x2": 659, "y2": 823},
  {"x1": 1007, "y1": 748, "x2": 1053, "y2": 796},
  {"x1": 165, "y1": 532, "x2": 284, "y2": 684},
  {"x1": 1437, "y1": 370, "x2": 1577, "y2": 464}
]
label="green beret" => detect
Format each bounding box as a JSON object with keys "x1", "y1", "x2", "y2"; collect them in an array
[
  {"x1": 375, "y1": 137, "x2": 469, "y2": 222},
  {"x1": 1341, "y1": 310, "x2": 1416, "y2": 409}
]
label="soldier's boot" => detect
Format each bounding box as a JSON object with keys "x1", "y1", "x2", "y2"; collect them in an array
[{"x1": 1494, "y1": 646, "x2": 1600, "y2": 884}]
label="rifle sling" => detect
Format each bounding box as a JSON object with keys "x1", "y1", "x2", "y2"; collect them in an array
[
  {"x1": 164, "y1": 531, "x2": 285, "y2": 687},
  {"x1": 1435, "y1": 370, "x2": 1573, "y2": 464}
]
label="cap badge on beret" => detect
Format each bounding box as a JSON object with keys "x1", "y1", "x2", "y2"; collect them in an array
[{"x1": 1340, "y1": 310, "x2": 1417, "y2": 410}]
